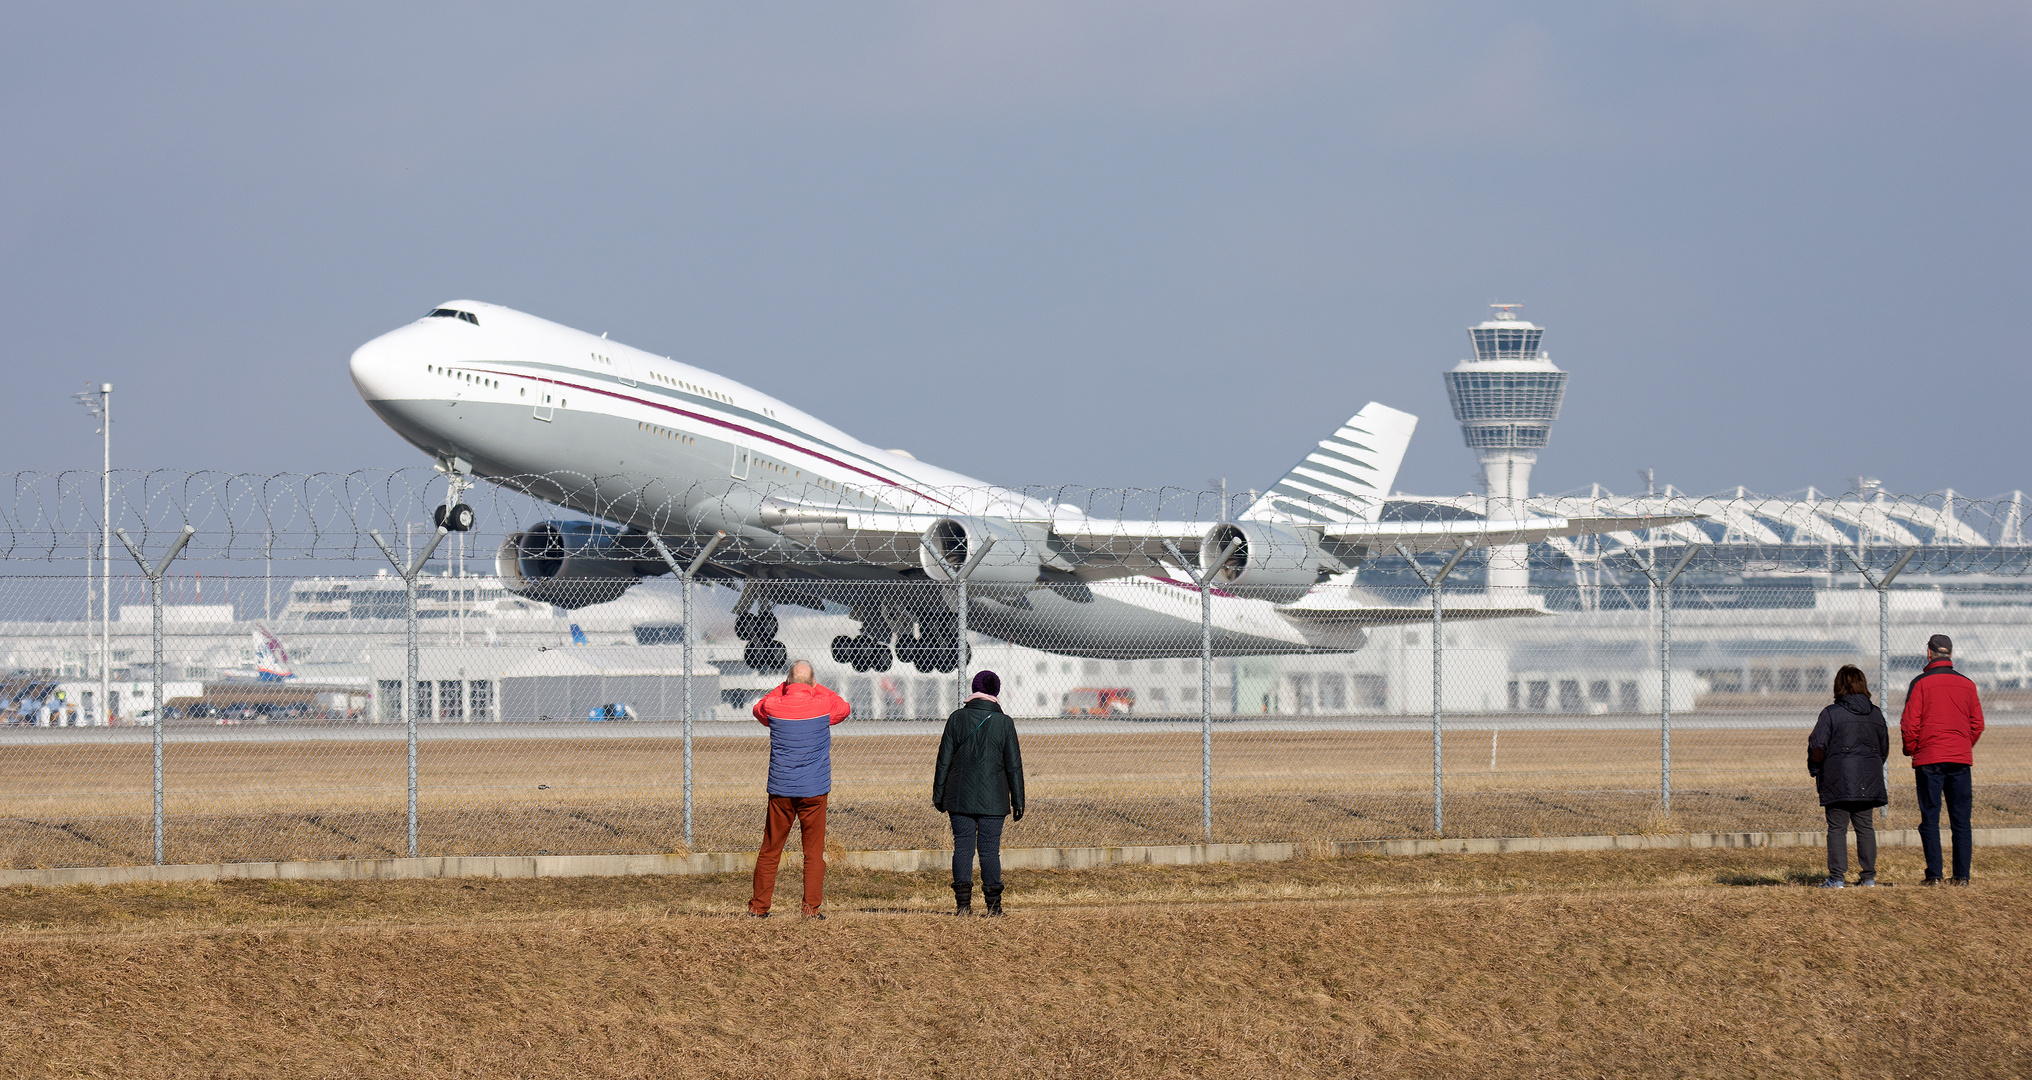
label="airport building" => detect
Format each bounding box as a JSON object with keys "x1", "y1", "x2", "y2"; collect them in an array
[{"x1": 3, "y1": 305, "x2": 2027, "y2": 726}]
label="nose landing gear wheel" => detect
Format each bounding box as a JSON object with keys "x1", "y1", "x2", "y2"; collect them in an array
[{"x1": 431, "y1": 503, "x2": 476, "y2": 532}]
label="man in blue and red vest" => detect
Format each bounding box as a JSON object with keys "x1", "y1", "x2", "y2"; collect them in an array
[
  {"x1": 1901, "y1": 634, "x2": 1986, "y2": 885},
  {"x1": 748, "y1": 659, "x2": 852, "y2": 918}
]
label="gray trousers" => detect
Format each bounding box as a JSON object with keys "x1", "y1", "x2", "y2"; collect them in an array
[{"x1": 1825, "y1": 801, "x2": 1878, "y2": 878}]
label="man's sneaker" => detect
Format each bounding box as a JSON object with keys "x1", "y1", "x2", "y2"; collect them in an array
[
  {"x1": 1922, "y1": 877, "x2": 1944, "y2": 887},
  {"x1": 804, "y1": 911, "x2": 828, "y2": 920},
  {"x1": 747, "y1": 911, "x2": 769, "y2": 918},
  {"x1": 1819, "y1": 877, "x2": 1846, "y2": 889},
  {"x1": 1856, "y1": 875, "x2": 1879, "y2": 888},
  {"x1": 1950, "y1": 878, "x2": 1971, "y2": 887}
]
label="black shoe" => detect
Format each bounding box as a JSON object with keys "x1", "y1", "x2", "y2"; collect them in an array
[
  {"x1": 983, "y1": 883, "x2": 1005, "y2": 918},
  {"x1": 748, "y1": 911, "x2": 769, "y2": 918},
  {"x1": 952, "y1": 881, "x2": 973, "y2": 916},
  {"x1": 1950, "y1": 878, "x2": 1970, "y2": 887},
  {"x1": 1922, "y1": 877, "x2": 1944, "y2": 887},
  {"x1": 804, "y1": 911, "x2": 827, "y2": 920}
]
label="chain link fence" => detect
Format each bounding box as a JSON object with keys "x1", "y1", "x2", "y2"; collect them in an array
[{"x1": 0, "y1": 470, "x2": 2026, "y2": 868}]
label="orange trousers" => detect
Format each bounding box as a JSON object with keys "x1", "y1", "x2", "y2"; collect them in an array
[{"x1": 749, "y1": 794, "x2": 827, "y2": 915}]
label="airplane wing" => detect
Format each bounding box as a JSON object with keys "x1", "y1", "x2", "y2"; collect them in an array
[{"x1": 754, "y1": 497, "x2": 1702, "y2": 579}]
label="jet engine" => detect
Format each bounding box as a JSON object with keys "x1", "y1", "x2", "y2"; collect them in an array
[
  {"x1": 1198, "y1": 521, "x2": 1324, "y2": 604},
  {"x1": 495, "y1": 521, "x2": 668, "y2": 609},
  {"x1": 918, "y1": 517, "x2": 1042, "y2": 585}
]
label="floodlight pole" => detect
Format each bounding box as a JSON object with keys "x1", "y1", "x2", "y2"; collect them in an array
[
  {"x1": 115, "y1": 524, "x2": 192, "y2": 866},
  {"x1": 1637, "y1": 545, "x2": 1701, "y2": 814},
  {"x1": 1167, "y1": 538, "x2": 1241, "y2": 843},
  {"x1": 75, "y1": 384, "x2": 113, "y2": 725},
  {"x1": 649, "y1": 530, "x2": 726, "y2": 849},
  {"x1": 1849, "y1": 545, "x2": 1917, "y2": 826},
  {"x1": 1397, "y1": 544, "x2": 1468, "y2": 835},
  {"x1": 369, "y1": 525, "x2": 448, "y2": 858}
]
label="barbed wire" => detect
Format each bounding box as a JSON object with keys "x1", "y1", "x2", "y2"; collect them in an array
[{"x1": 0, "y1": 469, "x2": 2026, "y2": 575}]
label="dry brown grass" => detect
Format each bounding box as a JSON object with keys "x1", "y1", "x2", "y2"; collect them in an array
[
  {"x1": 2, "y1": 847, "x2": 2030, "y2": 1078},
  {"x1": 3, "y1": 728, "x2": 2029, "y2": 866}
]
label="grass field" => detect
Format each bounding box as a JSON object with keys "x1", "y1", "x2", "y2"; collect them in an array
[
  {"x1": 3, "y1": 727, "x2": 2029, "y2": 867},
  {"x1": 2, "y1": 846, "x2": 2029, "y2": 1078}
]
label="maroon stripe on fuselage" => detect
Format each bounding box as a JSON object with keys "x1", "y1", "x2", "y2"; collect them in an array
[
  {"x1": 471, "y1": 367, "x2": 956, "y2": 509},
  {"x1": 1151, "y1": 576, "x2": 1237, "y2": 598}
]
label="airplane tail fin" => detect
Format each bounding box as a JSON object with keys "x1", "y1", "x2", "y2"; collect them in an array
[{"x1": 1241, "y1": 402, "x2": 1417, "y2": 525}]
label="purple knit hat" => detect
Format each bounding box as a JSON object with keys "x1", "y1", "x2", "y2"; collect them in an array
[{"x1": 971, "y1": 670, "x2": 1001, "y2": 696}]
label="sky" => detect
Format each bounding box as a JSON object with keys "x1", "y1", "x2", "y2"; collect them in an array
[{"x1": 3, "y1": 2, "x2": 2028, "y2": 507}]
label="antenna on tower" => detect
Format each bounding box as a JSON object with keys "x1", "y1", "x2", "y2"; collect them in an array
[{"x1": 1490, "y1": 303, "x2": 1523, "y2": 320}]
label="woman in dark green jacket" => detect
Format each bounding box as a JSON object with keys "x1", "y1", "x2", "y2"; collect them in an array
[{"x1": 932, "y1": 670, "x2": 1025, "y2": 916}]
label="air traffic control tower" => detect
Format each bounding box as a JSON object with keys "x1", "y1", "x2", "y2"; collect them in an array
[{"x1": 1443, "y1": 305, "x2": 1568, "y2": 599}]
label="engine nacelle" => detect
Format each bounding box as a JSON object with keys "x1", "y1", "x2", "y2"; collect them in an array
[
  {"x1": 496, "y1": 521, "x2": 665, "y2": 609},
  {"x1": 1199, "y1": 521, "x2": 1324, "y2": 604},
  {"x1": 918, "y1": 516, "x2": 1042, "y2": 585}
]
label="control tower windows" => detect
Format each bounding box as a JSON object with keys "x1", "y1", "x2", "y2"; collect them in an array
[{"x1": 1470, "y1": 326, "x2": 1541, "y2": 359}]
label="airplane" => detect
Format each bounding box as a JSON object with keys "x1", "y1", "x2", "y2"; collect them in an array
[
  {"x1": 348, "y1": 300, "x2": 1696, "y2": 672},
  {"x1": 220, "y1": 625, "x2": 294, "y2": 682}
]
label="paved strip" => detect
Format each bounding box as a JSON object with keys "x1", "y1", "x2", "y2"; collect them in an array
[
  {"x1": 4, "y1": 713, "x2": 2030, "y2": 744},
  {"x1": 5, "y1": 827, "x2": 2029, "y2": 888}
]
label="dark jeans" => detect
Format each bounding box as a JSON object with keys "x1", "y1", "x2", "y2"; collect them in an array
[
  {"x1": 950, "y1": 812, "x2": 1006, "y2": 887},
  {"x1": 1914, "y1": 763, "x2": 1974, "y2": 881},
  {"x1": 1824, "y1": 801, "x2": 1877, "y2": 879}
]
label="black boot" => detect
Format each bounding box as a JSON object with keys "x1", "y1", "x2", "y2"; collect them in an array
[
  {"x1": 983, "y1": 883, "x2": 1005, "y2": 917},
  {"x1": 952, "y1": 880, "x2": 972, "y2": 916}
]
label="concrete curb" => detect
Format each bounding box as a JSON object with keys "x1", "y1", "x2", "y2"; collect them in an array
[{"x1": 4, "y1": 828, "x2": 2028, "y2": 889}]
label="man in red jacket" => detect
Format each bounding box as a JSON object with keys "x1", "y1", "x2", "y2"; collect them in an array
[
  {"x1": 747, "y1": 660, "x2": 852, "y2": 918},
  {"x1": 1901, "y1": 634, "x2": 1985, "y2": 885}
]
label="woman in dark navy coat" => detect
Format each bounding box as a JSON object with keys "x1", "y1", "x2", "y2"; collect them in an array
[{"x1": 1808, "y1": 664, "x2": 1891, "y2": 887}]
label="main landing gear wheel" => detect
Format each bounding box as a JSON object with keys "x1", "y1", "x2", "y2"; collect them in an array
[
  {"x1": 833, "y1": 634, "x2": 894, "y2": 673},
  {"x1": 735, "y1": 610, "x2": 778, "y2": 643},
  {"x1": 744, "y1": 640, "x2": 789, "y2": 673},
  {"x1": 432, "y1": 503, "x2": 475, "y2": 532}
]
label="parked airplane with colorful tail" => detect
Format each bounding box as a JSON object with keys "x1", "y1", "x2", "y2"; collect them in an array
[{"x1": 349, "y1": 301, "x2": 1694, "y2": 670}]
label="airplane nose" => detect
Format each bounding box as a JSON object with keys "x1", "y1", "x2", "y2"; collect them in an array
[{"x1": 349, "y1": 330, "x2": 411, "y2": 402}]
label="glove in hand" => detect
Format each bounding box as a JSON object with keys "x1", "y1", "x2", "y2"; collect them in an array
[{"x1": 1012, "y1": 807, "x2": 1024, "y2": 822}]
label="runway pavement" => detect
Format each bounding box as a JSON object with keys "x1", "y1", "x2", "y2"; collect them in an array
[{"x1": 5, "y1": 711, "x2": 2025, "y2": 745}]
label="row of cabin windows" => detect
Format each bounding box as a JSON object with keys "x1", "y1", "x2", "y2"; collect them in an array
[
  {"x1": 638, "y1": 421, "x2": 697, "y2": 446},
  {"x1": 646, "y1": 369, "x2": 729, "y2": 404},
  {"x1": 428, "y1": 365, "x2": 499, "y2": 390}
]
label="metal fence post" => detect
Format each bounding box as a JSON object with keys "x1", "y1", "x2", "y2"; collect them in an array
[
  {"x1": 920, "y1": 535, "x2": 997, "y2": 707},
  {"x1": 649, "y1": 531, "x2": 725, "y2": 850},
  {"x1": 115, "y1": 525, "x2": 193, "y2": 866},
  {"x1": 1637, "y1": 546, "x2": 1699, "y2": 814},
  {"x1": 1850, "y1": 546, "x2": 1916, "y2": 826},
  {"x1": 956, "y1": 574, "x2": 969, "y2": 708},
  {"x1": 1396, "y1": 545, "x2": 1467, "y2": 836},
  {"x1": 1167, "y1": 538, "x2": 1240, "y2": 844},
  {"x1": 370, "y1": 526, "x2": 447, "y2": 859}
]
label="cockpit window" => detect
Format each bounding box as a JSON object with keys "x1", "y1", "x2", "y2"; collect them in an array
[{"x1": 427, "y1": 308, "x2": 480, "y2": 326}]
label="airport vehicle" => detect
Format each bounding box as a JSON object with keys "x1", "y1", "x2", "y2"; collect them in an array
[
  {"x1": 1062, "y1": 688, "x2": 1136, "y2": 717},
  {"x1": 350, "y1": 301, "x2": 1692, "y2": 669}
]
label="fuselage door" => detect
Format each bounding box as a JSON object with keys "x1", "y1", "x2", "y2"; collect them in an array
[
  {"x1": 533, "y1": 389, "x2": 554, "y2": 422},
  {"x1": 731, "y1": 447, "x2": 750, "y2": 479}
]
